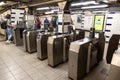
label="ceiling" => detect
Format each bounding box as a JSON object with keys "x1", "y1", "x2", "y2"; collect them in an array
[
  {"x1": 0, "y1": 0, "x2": 65, "y2": 13},
  {"x1": 0, "y1": 0, "x2": 120, "y2": 13}
]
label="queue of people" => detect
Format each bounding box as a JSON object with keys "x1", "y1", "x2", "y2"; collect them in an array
[{"x1": 35, "y1": 17, "x2": 58, "y2": 32}]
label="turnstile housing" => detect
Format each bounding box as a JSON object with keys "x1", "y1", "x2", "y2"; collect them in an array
[
  {"x1": 68, "y1": 38, "x2": 91, "y2": 80},
  {"x1": 37, "y1": 32, "x2": 51, "y2": 60},
  {"x1": 47, "y1": 35, "x2": 63, "y2": 67},
  {"x1": 26, "y1": 30, "x2": 39, "y2": 53},
  {"x1": 13, "y1": 28, "x2": 25, "y2": 46}
]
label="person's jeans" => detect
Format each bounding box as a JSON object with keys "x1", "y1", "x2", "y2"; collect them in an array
[
  {"x1": 44, "y1": 25, "x2": 48, "y2": 30},
  {"x1": 6, "y1": 27, "x2": 13, "y2": 41}
]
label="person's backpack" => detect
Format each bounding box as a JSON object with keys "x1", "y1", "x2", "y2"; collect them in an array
[{"x1": 1, "y1": 20, "x2": 7, "y2": 29}]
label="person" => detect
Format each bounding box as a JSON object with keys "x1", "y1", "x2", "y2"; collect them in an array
[
  {"x1": 67, "y1": 19, "x2": 75, "y2": 34},
  {"x1": 44, "y1": 18, "x2": 49, "y2": 30},
  {"x1": 55, "y1": 17, "x2": 58, "y2": 32},
  {"x1": 5, "y1": 14, "x2": 15, "y2": 44},
  {"x1": 35, "y1": 17, "x2": 41, "y2": 29},
  {"x1": 68, "y1": 25, "x2": 74, "y2": 34},
  {"x1": 49, "y1": 17, "x2": 57, "y2": 32},
  {"x1": 89, "y1": 27, "x2": 95, "y2": 38}
]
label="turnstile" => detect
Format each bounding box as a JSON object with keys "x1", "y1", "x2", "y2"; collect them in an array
[
  {"x1": 75, "y1": 29, "x2": 85, "y2": 40},
  {"x1": 13, "y1": 28, "x2": 25, "y2": 46},
  {"x1": 47, "y1": 33, "x2": 85, "y2": 67},
  {"x1": 68, "y1": 38, "x2": 99, "y2": 80},
  {"x1": 63, "y1": 34, "x2": 71, "y2": 62},
  {"x1": 23, "y1": 29, "x2": 44, "y2": 52},
  {"x1": 63, "y1": 33, "x2": 85, "y2": 62},
  {"x1": 37, "y1": 32, "x2": 51, "y2": 60},
  {"x1": 47, "y1": 35, "x2": 64, "y2": 67},
  {"x1": 26, "y1": 30, "x2": 39, "y2": 53},
  {"x1": 68, "y1": 38, "x2": 91, "y2": 80},
  {"x1": 23, "y1": 29, "x2": 31, "y2": 52}
]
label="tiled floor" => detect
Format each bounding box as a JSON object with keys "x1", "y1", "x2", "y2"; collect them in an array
[
  {"x1": 0, "y1": 39, "x2": 110, "y2": 80},
  {"x1": 0, "y1": 41, "x2": 69, "y2": 80}
]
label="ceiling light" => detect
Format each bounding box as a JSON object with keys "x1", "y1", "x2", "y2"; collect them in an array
[
  {"x1": 45, "y1": 9, "x2": 59, "y2": 14},
  {"x1": 0, "y1": 2, "x2": 5, "y2": 6},
  {"x1": 45, "y1": 11, "x2": 54, "y2": 14},
  {"x1": 102, "y1": 0, "x2": 109, "y2": 3},
  {"x1": 71, "y1": 1, "x2": 98, "y2": 6},
  {"x1": 36, "y1": 7, "x2": 49, "y2": 10},
  {"x1": 51, "y1": 9, "x2": 59, "y2": 12},
  {"x1": 81, "y1": 4, "x2": 108, "y2": 9},
  {"x1": 92, "y1": 11, "x2": 108, "y2": 13},
  {"x1": 50, "y1": 6, "x2": 59, "y2": 9}
]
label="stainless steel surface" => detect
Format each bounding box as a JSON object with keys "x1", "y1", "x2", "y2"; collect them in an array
[
  {"x1": 23, "y1": 30, "x2": 28, "y2": 51},
  {"x1": 26, "y1": 30, "x2": 39, "y2": 53},
  {"x1": 63, "y1": 38, "x2": 67, "y2": 62},
  {"x1": 13, "y1": 28, "x2": 24, "y2": 46},
  {"x1": 37, "y1": 33, "x2": 51, "y2": 60},
  {"x1": 47, "y1": 35, "x2": 63, "y2": 67},
  {"x1": 69, "y1": 38, "x2": 91, "y2": 80}
]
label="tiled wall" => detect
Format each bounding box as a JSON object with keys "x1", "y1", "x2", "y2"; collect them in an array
[
  {"x1": 11, "y1": 9, "x2": 25, "y2": 25},
  {"x1": 58, "y1": 11, "x2": 71, "y2": 33},
  {"x1": 105, "y1": 12, "x2": 120, "y2": 42}
]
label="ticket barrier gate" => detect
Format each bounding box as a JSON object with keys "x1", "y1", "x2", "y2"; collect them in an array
[
  {"x1": 63, "y1": 34, "x2": 74, "y2": 62},
  {"x1": 13, "y1": 28, "x2": 25, "y2": 46},
  {"x1": 23, "y1": 29, "x2": 30, "y2": 52},
  {"x1": 68, "y1": 38, "x2": 99, "y2": 80},
  {"x1": 23, "y1": 30, "x2": 40, "y2": 53},
  {"x1": 47, "y1": 34, "x2": 72, "y2": 67},
  {"x1": 37, "y1": 32, "x2": 51, "y2": 60},
  {"x1": 75, "y1": 29, "x2": 85, "y2": 40},
  {"x1": 68, "y1": 32, "x2": 120, "y2": 80},
  {"x1": 47, "y1": 35, "x2": 64, "y2": 67},
  {"x1": 68, "y1": 31, "x2": 105, "y2": 80},
  {"x1": 47, "y1": 32, "x2": 85, "y2": 67},
  {"x1": 26, "y1": 30, "x2": 39, "y2": 53}
]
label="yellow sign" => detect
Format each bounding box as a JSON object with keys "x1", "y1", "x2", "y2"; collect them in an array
[{"x1": 94, "y1": 15, "x2": 105, "y2": 31}]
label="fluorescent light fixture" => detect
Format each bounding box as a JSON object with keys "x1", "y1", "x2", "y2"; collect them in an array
[
  {"x1": 102, "y1": 0, "x2": 109, "y2": 3},
  {"x1": 81, "y1": 4, "x2": 108, "y2": 9},
  {"x1": 93, "y1": 11, "x2": 108, "y2": 13},
  {"x1": 51, "y1": 9, "x2": 59, "y2": 12},
  {"x1": 71, "y1": 1, "x2": 98, "y2": 6},
  {"x1": 45, "y1": 9, "x2": 59, "y2": 14},
  {"x1": 36, "y1": 7, "x2": 49, "y2": 10},
  {"x1": 50, "y1": 6, "x2": 59, "y2": 9},
  {"x1": 45, "y1": 11, "x2": 54, "y2": 14},
  {"x1": 0, "y1": 2, "x2": 5, "y2": 6}
]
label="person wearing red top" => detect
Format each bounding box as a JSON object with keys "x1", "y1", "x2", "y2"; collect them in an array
[{"x1": 35, "y1": 17, "x2": 41, "y2": 29}]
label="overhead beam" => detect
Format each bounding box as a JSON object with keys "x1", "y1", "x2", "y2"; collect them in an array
[
  {"x1": 29, "y1": 0, "x2": 66, "y2": 7},
  {"x1": 4, "y1": 0, "x2": 30, "y2": 3}
]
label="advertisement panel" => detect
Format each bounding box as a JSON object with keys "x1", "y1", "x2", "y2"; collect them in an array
[{"x1": 94, "y1": 15, "x2": 105, "y2": 31}]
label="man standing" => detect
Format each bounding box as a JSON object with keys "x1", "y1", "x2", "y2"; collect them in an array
[{"x1": 44, "y1": 18, "x2": 49, "y2": 30}]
